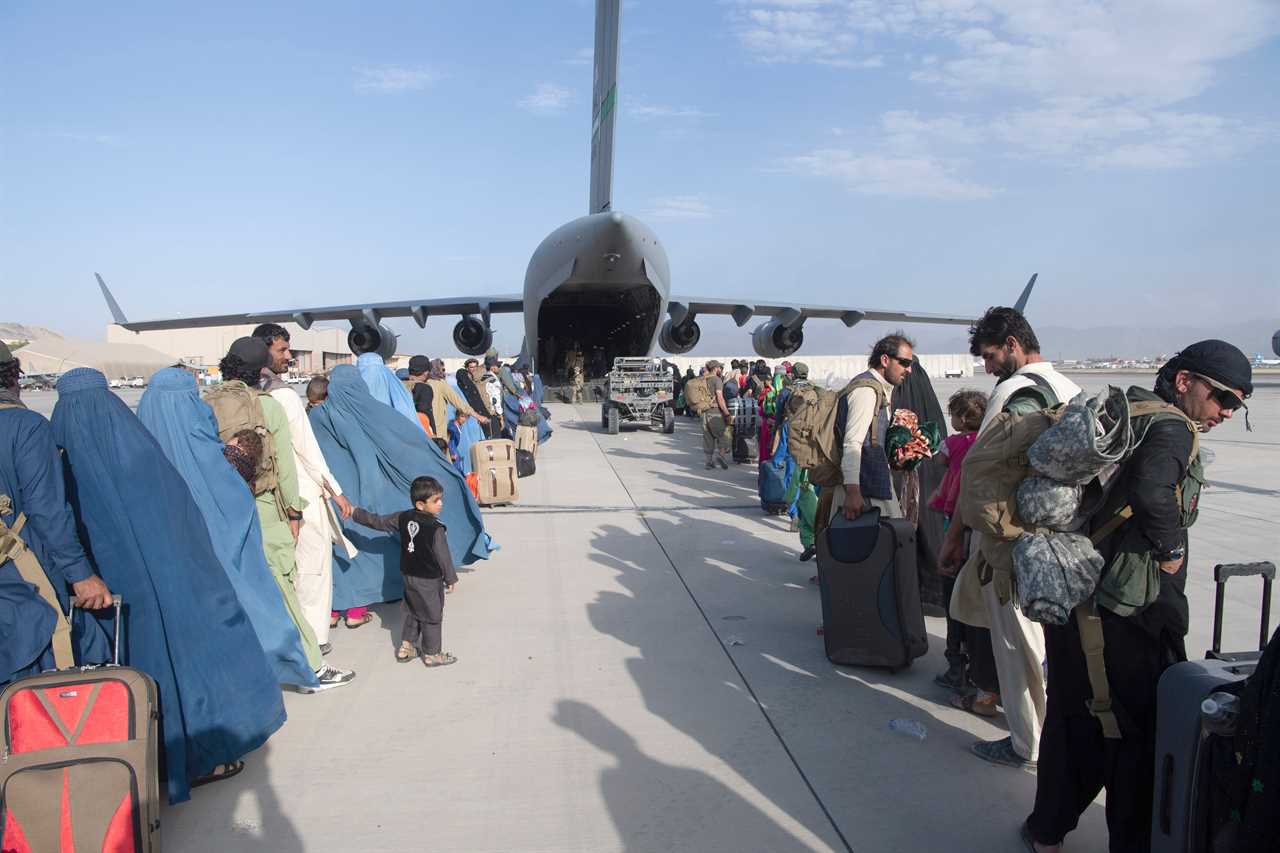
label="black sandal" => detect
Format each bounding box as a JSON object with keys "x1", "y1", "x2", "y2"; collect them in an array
[{"x1": 191, "y1": 760, "x2": 245, "y2": 789}]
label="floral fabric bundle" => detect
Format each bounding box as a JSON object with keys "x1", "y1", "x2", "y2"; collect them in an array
[{"x1": 886, "y1": 409, "x2": 941, "y2": 472}]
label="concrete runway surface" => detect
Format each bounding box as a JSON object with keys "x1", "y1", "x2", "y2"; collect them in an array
[{"x1": 17, "y1": 372, "x2": 1277, "y2": 852}]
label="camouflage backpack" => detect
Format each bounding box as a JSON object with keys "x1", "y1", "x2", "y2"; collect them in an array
[
  {"x1": 203, "y1": 381, "x2": 284, "y2": 512},
  {"x1": 683, "y1": 376, "x2": 712, "y2": 415},
  {"x1": 784, "y1": 377, "x2": 885, "y2": 488}
]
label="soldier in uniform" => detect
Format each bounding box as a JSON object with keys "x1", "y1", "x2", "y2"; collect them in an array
[{"x1": 566, "y1": 343, "x2": 586, "y2": 404}]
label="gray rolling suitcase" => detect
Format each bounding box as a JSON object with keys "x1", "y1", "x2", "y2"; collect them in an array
[
  {"x1": 1151, "y1": 561, "x2": 1275, "y2": 853},
  {"x1": 816, "y1": 510, "x2": 928, "y2": 671}
]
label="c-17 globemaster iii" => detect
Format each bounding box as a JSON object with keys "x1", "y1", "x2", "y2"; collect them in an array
[{"x1": 96, "y1": 0, "x2": 1033, "y2": 386}]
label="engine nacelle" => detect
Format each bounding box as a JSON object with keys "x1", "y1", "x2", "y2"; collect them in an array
[
  {"x1": 1273, "y1": 329, "x2": 1279, "y2": 358},
  {"x1": 452, "y1": 316, "x2": 493, "y2": 356},
  {"x1": 659, "y1": 318, "x2": 701, "y2": 354},
  {"x1": 347, "y1": 323, "x2": 398, "y2": 362},
  {"x1": 751, "y1": 319, "x2": 804, "y2": 358}
]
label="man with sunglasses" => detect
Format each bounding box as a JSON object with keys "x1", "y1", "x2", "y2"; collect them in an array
[
  {"x1": 1024, "y1": 340, "x2": 1252, "y2": 853},
  {"x1": 833, "y1": 333, "x2": 917, "y2": 522}
]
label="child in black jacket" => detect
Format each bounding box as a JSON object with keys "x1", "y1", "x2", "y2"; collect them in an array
[{"x1": 350, "y1": 476, "x2": 458, "y2": 667}]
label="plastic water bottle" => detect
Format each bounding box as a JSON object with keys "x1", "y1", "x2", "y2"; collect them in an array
[
  {"x1": 1201, "y1": 692, "x2": 1240, "y2": 736},
  {"x1": 888, "y1": 718, "x2": 928, "y2": 741}
]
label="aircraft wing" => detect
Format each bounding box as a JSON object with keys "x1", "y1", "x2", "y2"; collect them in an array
[
  {"x1": 667, "y1": 274, "x2": 1036, "y2": 329},
  {"x1": 665, "y1": 297, "x2": 977, "y2": 329},
  {"x1": 98, "y1": 274, "x2": 524, "y2": 332}
]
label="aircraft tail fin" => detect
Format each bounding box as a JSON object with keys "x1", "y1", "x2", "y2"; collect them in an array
[
  {"x1": 1013, "y1": 273, "x2": 1038, "y2": 314},
  {"x1": 96, "y1": 273, "x2": 129, "y2": 325},
  {"x1": 589, "y1": 0, "x2": 621, "y2": 215}
]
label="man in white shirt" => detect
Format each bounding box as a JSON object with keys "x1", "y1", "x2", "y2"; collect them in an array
[
  {"x1": 940, "y1": 307, "x2": 1081, "y2": 770},
  {"x1": 254, "y1": 324, "x2": 359, "y2": 657},
  {"x1": 834, "y1": 333, "x2": 916, "y2": 520}
]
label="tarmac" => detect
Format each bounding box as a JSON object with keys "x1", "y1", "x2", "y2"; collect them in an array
[{"x1": 18, "y1": 372, "x2": 1278, "y2": 852}]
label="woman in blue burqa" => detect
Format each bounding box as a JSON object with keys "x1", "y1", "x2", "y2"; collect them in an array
[
  {"x1": 309, "y1": 364, "x2": 492, "y2": 613},
  {"x1": 356, "y1": 351, "x2": 418, "y2": 425},
  {"x1": 137, "y1": 367, "x2": 318, "y2": 690},
  {"x1": 51, "y1": 368, "x2": 285, "y2": 803},
  {"x1": 500, "y1": 363, "x2": 553, "y2": 444}
]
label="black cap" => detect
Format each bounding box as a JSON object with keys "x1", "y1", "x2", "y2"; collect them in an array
[
  {"x1": 408, "y1": 355, "x2": 431, "y2": 375},
  {"x1": 1164, "y1": 339, "x2": 1253, "y2": 399},
  {"x1": 227, "y1": 337, "x2": 269, "y2": 371}
]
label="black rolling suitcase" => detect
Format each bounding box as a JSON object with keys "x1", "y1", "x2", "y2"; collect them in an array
[
  {"x1": 815, "y1": 509, "x2": 928, "y2": 671},
  {"x1": 1151, "y1": 561, "x2": 1275, "y2": 853}
]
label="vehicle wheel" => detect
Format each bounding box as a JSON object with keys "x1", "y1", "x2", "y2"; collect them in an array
[
  {"x1": 662, "y1": 407, "x2": 675, "y2": 434},
  {"x1": 607, "y1": 407, "x2": 620, "y2": 435},
  {"x1": 601, "y1": 404, "x2": 610, "y2": 430}
]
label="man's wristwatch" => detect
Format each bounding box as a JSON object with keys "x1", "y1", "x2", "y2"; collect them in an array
[{"x1": 1154, "y1": 546, "x2": 1185, "y2": 563}]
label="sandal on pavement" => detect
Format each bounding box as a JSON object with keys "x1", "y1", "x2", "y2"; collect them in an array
[
  {"x1": 396, "y1": 642, "x2": 416, "y2": 663},
  {"x1": 951, "y1": 690, "x2": 1000, "y2": 718},
  {"x1": 329, "y1": 614, "x2": 340, "y2": 628},
  {"x1": 421, "y1": 652, "x2": 458, "y2": 668},
  {"x1": 191, "y1": 760, "x2": 244, "y2": 789},
  {"x1": 345, "y1": 612, "x2": 375, "y2": 629}
]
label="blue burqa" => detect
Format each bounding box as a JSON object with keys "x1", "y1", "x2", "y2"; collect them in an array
[
  {"x1": 445, "y1": 376, "x2": 486, "y2": 475},
  {"x1": 51, "y1": 369, "x2": 286, "y2": 804},
  {"x1": 309, "y1": 365, "x2": 492, "y2": 610},
  {"x1": 356, "y1": 352, "x2": 417, "y2": 425},
  {"x1": 0, "y1": 404, "x2": 110, "y2": 684},
  {"x1": 137, "y1": 368, "x2": 317, "y2": 689},
  {"x1": 502, "y1": 389, "x2": 553, "y2": 444}
]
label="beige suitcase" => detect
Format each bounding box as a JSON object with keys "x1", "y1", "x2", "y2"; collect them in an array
[
  {"x1": 470, "y1": 440, "x2": 519, "y2": 506},
  {"x1": 514, "y1": 425, "x2": 538, "y2": 458}
]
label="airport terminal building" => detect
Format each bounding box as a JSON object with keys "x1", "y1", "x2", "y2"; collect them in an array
[{"x1": 106, "y1": 322, "x2": 353, "y2": 374}]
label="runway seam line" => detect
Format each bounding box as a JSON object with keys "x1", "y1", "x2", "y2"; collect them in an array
[{"x1": 587, "y1": 426, "x2": 856, "y2": 853}]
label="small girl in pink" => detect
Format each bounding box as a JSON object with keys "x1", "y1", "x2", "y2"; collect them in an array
[{"x1": 928, "y1": 390, "x2": 987, "y2": 521}]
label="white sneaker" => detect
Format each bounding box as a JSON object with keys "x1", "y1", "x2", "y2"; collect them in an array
[{"x1": 296, "y1": 664, "x2": 356, "y2": 694}]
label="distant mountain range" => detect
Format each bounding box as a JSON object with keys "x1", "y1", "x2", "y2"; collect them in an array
[{"x1": 0, "y1": 322, "x2": 63, "y2": 342}]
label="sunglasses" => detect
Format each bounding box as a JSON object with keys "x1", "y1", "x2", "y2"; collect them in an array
[
  {"x1": 891, "y1": 356, "x2": 914, "y2": 369},
  {"x1": 1192, "y1": 373, "x2": 1245, "y2": 411}
]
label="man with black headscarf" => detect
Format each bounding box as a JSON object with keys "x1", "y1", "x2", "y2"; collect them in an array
[{"x1": 1024, "y1": 340, "x2": 1252, "y2": 853}]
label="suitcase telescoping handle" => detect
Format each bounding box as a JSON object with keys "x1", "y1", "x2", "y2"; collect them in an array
[
  {"x1": 67, "y1": 593, "x2": 124, "y2": 667},
  {"x1": 1211, "y1": 562, "x2": 1275, "y2": 656}
]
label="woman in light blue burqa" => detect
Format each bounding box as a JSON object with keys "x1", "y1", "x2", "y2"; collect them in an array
[
  {"x1": 137, "y1": 368, "x2": 318, "y2": 689},
  {"x1": 356, "y1": 352, "x2": 418, "y2": 425},
  {"x1": 309, "y1": 365, "x2": 492, "y2": 612},
  {"x1": 51, "y1": 368, "x2": 285, "y2": 803}
]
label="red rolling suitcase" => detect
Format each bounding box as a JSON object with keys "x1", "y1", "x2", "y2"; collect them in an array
[{"x1": 1, "y1": 595, "x2": 161, "y2": 852}]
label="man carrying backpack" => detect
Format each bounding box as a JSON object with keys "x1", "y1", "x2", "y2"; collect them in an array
[
  {"x1": 940, "y1": 307, "x2": 1081, "y2": 770},
  {"x1": 1022, "y1": 341, "x2": 1251, "y2": 853},
  {"x1": 833, "y1": 334, "x2": 917, "y2": 521},
  {"x1": 700, "y1": 361, "x2": 732, "y2": 469},
  {"x1": 209, "y1": 337, "x2": 354, "y2": 692}
]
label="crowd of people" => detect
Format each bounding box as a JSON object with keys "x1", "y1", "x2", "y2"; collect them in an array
[
  {"x1": 1, "y1": 308, "x2": 1258, "y2": 848},
  {"x1": 0, "y1": 327, "x2": 535, "y2": 803},
  {"x1": 682, "y1": 309, "x2": 1252, "y2": 852}
]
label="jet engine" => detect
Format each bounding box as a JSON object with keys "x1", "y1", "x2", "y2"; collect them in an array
[
  {"x1": 751, "y1": 318, "x2": 804, "y2": 358},
  {"x1": 347, "y1": 323, "x2": 398, "y2": 362},
  {"x1": 453, "y1": 316, "x2": 493, "y2": 356},
  {"x1": 659, "y1": 318, "x2": 701, "y2": 354}
]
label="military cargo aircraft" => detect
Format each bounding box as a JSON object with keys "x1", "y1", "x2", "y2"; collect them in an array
[{"x1": 98, "y1": 0, "x2": 1025, "y2": 384}]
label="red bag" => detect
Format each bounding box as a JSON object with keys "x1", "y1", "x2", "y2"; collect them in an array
[{"x1": 466, "y1": 471, "x2": 480, "y2": 500}]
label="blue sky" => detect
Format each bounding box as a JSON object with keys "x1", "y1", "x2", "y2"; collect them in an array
[{"x1": 2, "y1": 0, "x2": 1278, "y2": 355}]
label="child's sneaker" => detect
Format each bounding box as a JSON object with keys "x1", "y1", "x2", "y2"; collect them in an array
[{"x1": 396, "y1": 641, "x2": 417, "y2": 663}]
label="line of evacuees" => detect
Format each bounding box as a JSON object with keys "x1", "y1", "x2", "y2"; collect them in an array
[
  {"x1": 0, "y1": 327, "x2": 553, "y2": 805},
  {"x1": 676, "y1": 309, "x2": 1254, "y2": 853}
]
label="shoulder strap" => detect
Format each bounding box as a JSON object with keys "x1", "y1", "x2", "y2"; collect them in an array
[
  {"x1": 1006, "y1": 371, "x2": 1059, "y2": 410},
  {"x1": 845, "y1": 378, "x2": 889, "y2": 447},
  {"x1": 1075, "y1": 600, "x2": 1122, "y2": 739},
  {"x1": 0, "y1": 402, "x2": 26, "y2": 411},
  {"x1": 1128, "y1": 400, "x2": 1200, "y2": 465},
  {"x1": 0, "y1": 511, "x2": 75, "y2": 669}
]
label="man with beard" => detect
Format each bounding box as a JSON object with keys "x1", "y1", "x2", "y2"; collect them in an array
[
  {"x1": 252, "y1": 324, "x2": 358, "y2": 658},
  {"x1": 939, "y1": 307, "x2": 1081, "y2": 771}
]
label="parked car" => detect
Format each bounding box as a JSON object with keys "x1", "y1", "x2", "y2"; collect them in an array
[
  {"x1": 127, "y1": 377, "x2": 147, "y2": 388},
  {"x1": 944, "y1": 368, "x2": 964, "y2": 378},
  {"x1": 108, "y1": 378, "x2": 124, "y2": 389}
]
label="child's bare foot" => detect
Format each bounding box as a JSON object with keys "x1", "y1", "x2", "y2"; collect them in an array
[
  {"x1": 396, "y1": 641, "x2": 416, "y2": 663},
  {"x1": 421, "y1": 652, "x2": 457, "y2": 668}
]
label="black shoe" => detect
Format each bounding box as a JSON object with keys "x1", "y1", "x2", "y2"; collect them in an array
[
  {"x1": 319, "y1": 643, "x2": 333, "y2": 657},
  {"x1": 933, "y1": 664, "x2": 965, "y2": 691},
  {"x1": 798, "y1": 544, "x2": 817, "y2": 562}
]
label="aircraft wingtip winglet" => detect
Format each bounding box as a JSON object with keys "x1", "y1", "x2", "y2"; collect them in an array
[
  {"x1": 95, "y1": 273, "x2": 130, "y2": 325},
  {"x1": 1014, "y1": 272, "x2": 1038, "y2": 314}
]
